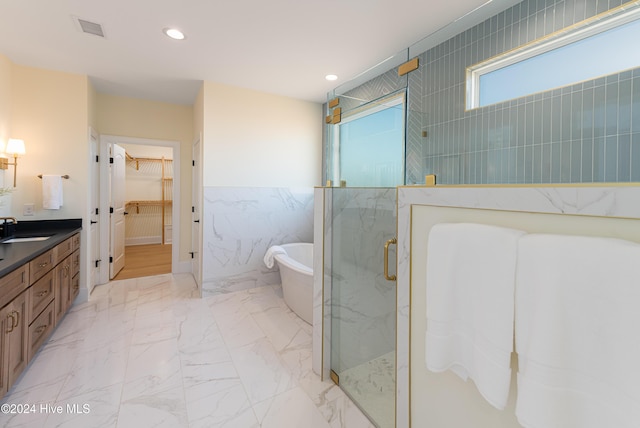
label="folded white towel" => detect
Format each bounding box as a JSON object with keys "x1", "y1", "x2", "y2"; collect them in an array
[
  {"x1": 264, "y1": 245, "x2": 287, "y2": 269},
  {"x1": 425, "y1": 222, "x2": 525, "y2": 410},
  {"x1": 42, "y1": 175, "x2": 63, "y2": 210},
  {"x1": 515, "y1": 234, "x2": 640, "y2": 428}
]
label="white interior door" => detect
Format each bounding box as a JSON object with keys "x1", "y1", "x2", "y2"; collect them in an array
[
  {"x1": 110, "y1": 143, "x2": 126, "y2": 279},
  {"x1": 89, "y1": 129, "x2": 101, "y2": 289},
  {"x1": 191, "y1": 136, "x2": 202, "y2": 290}
]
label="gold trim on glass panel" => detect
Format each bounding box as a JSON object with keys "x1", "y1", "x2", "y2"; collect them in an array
[
  {"x1": 325, "y1": 115, "x2": 332, "y2": 124},
  {"x1": 321, "y1": 188, "x2": 326, "y2": 381},
  {"x1": 398, "y1": 57, "x2": 419, "y2": 76},
  {"x1": 399, "y1": 182, "x2": 640, "y2": 189},
  {"x1": 330, "y1": 369, "x2": 340, "y2": 385},
  {"x1": 329, "y1": 98, "x2": 340, "y2": 108}
]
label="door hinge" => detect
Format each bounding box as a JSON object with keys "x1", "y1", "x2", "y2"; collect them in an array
[
  {"x1": 109, "y1": 257, "x2": 113, "y2": 263},
  {"x1": 192, "y1": 160, "x2": 195, "y2": 166},
  {"x1": 109, "y1": 157, "x2": 114, "y2": 164},
  {"x1": 95, "y1": 259, "x2": 101, "y2": 268},
  {"x1": 110, "y1": 207, "x2": 114, "y2": 214},
  {"x1": 95, "y1": 155, "x2": 99, "y2": 162},
  {"x1": 95, "y1": 208, "x2": 99, "y2": 215},
  {"x1": 189, "y1": 252, "x2": 195, "y2": 259},
  {"x1": 191, "y1": 206, "x2": 195, "y2": 213}
]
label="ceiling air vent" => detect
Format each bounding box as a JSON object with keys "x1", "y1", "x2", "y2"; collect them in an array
[{"x1": 75, "y1": 17, "x2": 105, "y2": 38}]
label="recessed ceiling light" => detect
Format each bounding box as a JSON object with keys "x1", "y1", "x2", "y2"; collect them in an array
[
  {"x1": 163, "y1": 28, "x2": 185, "y2": 40},
  {"x1": 325, "y1": 74, "x2": 338, "y2": 81}
]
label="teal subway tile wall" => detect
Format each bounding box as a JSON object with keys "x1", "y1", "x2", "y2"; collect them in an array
[{"x1": 410, "y1": 0, "x2": 640, "y2": 185}]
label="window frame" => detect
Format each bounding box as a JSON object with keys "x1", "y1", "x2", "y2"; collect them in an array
[{"x1": 466, "y1": 3, "x2": 640, "y2": 110}]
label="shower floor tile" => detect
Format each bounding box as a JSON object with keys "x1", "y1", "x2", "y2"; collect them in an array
[{"x1": 339, "y1": 352, "x2": 396, "y2": 428}]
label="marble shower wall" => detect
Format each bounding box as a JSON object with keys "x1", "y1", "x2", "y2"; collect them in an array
[{"x1": 202, "y1": 187, "x2": 314, "y2": 295}]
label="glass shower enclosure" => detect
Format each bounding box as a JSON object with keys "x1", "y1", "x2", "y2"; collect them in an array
[{"x1": 325, "y1": 50, "x2": 408, "y2": 428}]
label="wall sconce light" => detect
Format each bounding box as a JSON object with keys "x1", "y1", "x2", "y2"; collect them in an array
[{"x1": 0, "y1": 139, "x2": 26, "y2": 187}]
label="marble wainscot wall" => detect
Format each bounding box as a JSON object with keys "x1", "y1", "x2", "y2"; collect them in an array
[{"x1": 202, "y1": 187, "x2": 314, "y2": 296}]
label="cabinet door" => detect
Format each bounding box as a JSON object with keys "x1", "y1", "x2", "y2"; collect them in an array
[
  {"x1": 0, "y1": 304, "x2": 9, "y2": 396},
  {"x1": 70, "y1": 274, "x2": 80, "y2": 306},
  {"x1": 54, "y1": 257, "x2": 71, "y2": 325},
  {"x1": 5, "y1": 292, "x2": 28, "y2": 387}
]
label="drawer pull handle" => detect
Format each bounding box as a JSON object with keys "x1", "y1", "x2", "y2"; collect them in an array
[
  {"x1": 37, "y1": 290, "x2": 49, "y2": 297},
  {"x1": 38, "y1": 262, "x2": 48, "y2": 268},
  {"x1": 35, "y1": 324, "x2": 48, "y2": 334},
  {"x1": 13, "y1": 310, "x2": 19, "y2": 328}
]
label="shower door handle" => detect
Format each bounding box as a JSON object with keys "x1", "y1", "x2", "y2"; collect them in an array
[{"x1": 384, "y1": 237, "x2": 397, "y2": 281}]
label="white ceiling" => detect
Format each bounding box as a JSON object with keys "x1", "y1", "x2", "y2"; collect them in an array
[{"x1": 0, "y1": 0, "x2": 521, "y2": 105}]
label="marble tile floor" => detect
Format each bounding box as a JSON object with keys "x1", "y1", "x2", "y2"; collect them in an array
[{"x1": 0, "y1": 273, "x2": 375, "y2": 428}]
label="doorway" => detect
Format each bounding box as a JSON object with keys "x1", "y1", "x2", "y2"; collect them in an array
[{"x1": 98, "y1": 135, "x2": 181, "y2": 285}]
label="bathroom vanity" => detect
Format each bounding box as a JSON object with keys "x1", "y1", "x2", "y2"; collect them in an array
[{"x1": 0, "y1": 219, "x2": 81, "y2": 397}]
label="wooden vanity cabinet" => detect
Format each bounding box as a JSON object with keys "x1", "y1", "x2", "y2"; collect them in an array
[
  {"x1": 0, "y1": 265, "x2": 29, "y2": 396},
  {"x1": 0, "y1": 232, "x2": 80, "y2": 396},
  {"x1": 71, "y1": 234, "x2": 80, "y2": 302},
  {"x1": 29, "y1": 249, "x2": 54, "y2": 284},
  {"x1": 54, "y1": 256, "x2": 71, "y2": 324},
  {"x1": 0, "y1": 289, "x2": 28, "y2": 396}
]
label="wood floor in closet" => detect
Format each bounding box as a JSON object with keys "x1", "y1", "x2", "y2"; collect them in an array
[{"x1": 113, "y1": 244, "x2": 172, "y2": 280}]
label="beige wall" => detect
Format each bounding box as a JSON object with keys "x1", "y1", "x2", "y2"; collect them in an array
[
  {"x1": 202, "y1": 81, "x2": 322, "y2": 187},
  {"x1": 87, "y1": 80, "x2": 98, "y2": 133},
  {"x1": 95, "y1": 93, "x2": 193, "y2": 263},
  {"x1": 0, "y1": 54, "x2": 12, "y2": 191},
  {"x1": 10, "y1": 65, "x2": 89, "y2": 221}
]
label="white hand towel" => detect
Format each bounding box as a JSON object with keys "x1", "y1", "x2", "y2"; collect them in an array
[
  {"x1": 425, "y1": 222, "x2": 525, "y2": 410},
  {"x1": 515, "y1": 234, "x2": 640, "y2": 428},
  {"x1": 42, "y1": 175, "x2": 63, "y2": 210},
  {"x1": 263, "y1": 245, "x2": 287, "y2": 269}
]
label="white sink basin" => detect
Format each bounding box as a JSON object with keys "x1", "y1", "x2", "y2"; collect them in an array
[{"x1": 3, "y1": 236, "x2": 51, "y2": 243}]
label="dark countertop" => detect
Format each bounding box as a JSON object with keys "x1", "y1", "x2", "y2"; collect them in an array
[{"x1": 0, "y1": 219, "x2": 82, "y2": 278}]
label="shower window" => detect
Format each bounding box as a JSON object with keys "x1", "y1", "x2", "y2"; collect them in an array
[
  {"x1": 330, "y1": 91, "x2": 406, "y2": 187},
  {"x1": 467, "y1": 5, "x2": 640, "y2": 109}
]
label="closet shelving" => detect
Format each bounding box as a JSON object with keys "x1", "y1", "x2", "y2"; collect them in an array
[{"x1": 125, "y1": 153, "x2": 173, "y2": 244}]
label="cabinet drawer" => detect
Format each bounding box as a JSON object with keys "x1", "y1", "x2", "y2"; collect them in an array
[
  {"x1": 28, "y1": 301, "x2": 54, "y2": 362},
  {"x1": 0, "y1": 265, "x2": 29, "y2": 309},
  {"x1": 54, "y1": 237, "x2": 73, "y2": 265},
  {"x1": 29, "y1": 250, "x2": 54, "y2": 284},
  {"x1": 72, "y1": 250, "x2": 80, "y2": 278},
  {"x1": 28, "y1": 270, "x2": 55, "y2": 324},
  {"x1": 72, "y1": 233, "x2": 80, "y2": 251}
]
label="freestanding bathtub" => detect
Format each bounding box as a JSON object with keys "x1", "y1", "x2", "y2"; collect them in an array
[{"x1": 273, "y1": 243, "x2": 313, "y2": 325}]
